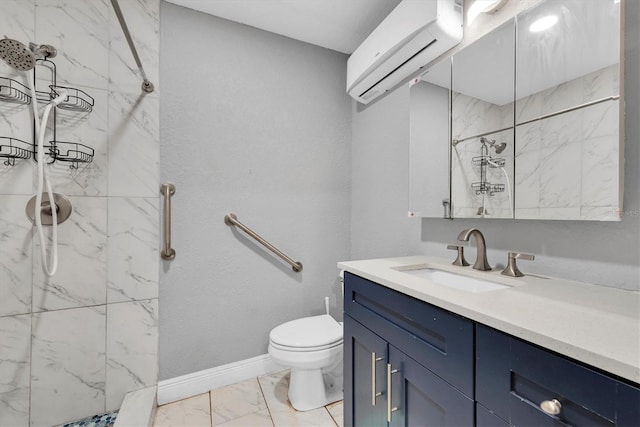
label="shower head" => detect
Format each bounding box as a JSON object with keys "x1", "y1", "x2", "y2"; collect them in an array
[
  {"x1": 480, "y1": 137, "x2": 507, "y2": 154},
  {"x1": 0, "y1": 38, "x2": 36, "y2": 71},
  {"x1": 0, "y1": 38, "x2": 58, "y2": 71},
  {"x1": 493, "y1": 142, "x2": 507, "y2": 154}
]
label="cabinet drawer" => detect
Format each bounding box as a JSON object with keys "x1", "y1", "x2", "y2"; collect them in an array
[
  {"x1": 476, "y1": 324, "x2": 640, "y2": 427},
  {"x1": 345, "y1": 272, "x2": 474, "y2": 396}
]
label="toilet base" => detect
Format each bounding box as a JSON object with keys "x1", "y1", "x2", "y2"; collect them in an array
[{"x1": 288, "y1": 367, "x2": 343, "y2": 411}]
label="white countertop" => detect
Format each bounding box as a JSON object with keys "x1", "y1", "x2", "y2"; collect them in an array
[{"x1": 338, "y1": 256, "x2": 640, "y2": 385}]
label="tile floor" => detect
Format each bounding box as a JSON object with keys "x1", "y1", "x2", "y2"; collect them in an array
[{"x1": 154, "y1": 370, "x2": 344, "y2": 427}]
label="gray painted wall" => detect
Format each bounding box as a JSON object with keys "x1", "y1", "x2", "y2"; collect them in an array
[
  {"x1": 351, "y1": 1, "x2": 639, "y2": 291},
  {"x1": 159, "y1": 2, "x2": 351, "y2": 380}
]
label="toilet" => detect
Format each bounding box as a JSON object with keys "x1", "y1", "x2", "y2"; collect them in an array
[{"x1": 268, "y1": 314, "x2": 343, "y2": 411}]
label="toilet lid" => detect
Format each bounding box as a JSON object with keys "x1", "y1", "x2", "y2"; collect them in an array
[{"x1": 270, "y1": 315, "x2": 343, "y2": 348}]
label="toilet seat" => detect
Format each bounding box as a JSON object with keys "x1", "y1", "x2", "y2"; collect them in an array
[
  {"x1": 269, "y1": 314, "x2": 342, "y2": 350},
  {"x1": 270, "y1": 339, "x2": 343, "y2": 353}
]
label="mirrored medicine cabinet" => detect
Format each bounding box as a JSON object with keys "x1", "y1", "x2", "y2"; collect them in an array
[{"x1": 409, "y1": 0, "x2": 623, "y2": 221}]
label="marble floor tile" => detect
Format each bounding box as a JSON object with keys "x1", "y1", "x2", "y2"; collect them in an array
[
  {"x1": 210, "y1": 378, "x2": 267, "y2": 425},
  {"x1": 216, "y1": 409, "x2": 273, "y2": 427},
  {"x1": 257, "y1": 371, "x2": 337, "y2": 427},
  {"x1": 326, "y1": 401, "x2": 344, "y2": 427},
  {"x1": 154, "y1": 393, "x2": 211, "y2": 427},
  {"x1": 154, "y1": 372, "x2": 344, "y2": 427}
]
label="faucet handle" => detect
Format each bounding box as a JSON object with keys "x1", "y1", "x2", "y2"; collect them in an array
[
  {"x1": 447, "y1": 244, "x2": 470, "y2": 267},
  {"x1": 501, "y1": 252, "x2": 535, "y2": 277}
]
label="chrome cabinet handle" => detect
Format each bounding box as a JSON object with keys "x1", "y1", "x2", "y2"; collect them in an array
[
  {"x1": 160, "y1": 183, "x2": 176, "y2": 260},
  {"x1": 371, "y1": 353, "x2": 384, "y2": 406},
  {"x1": 387, "y1": 363, "x2": 399, "y2": 422},
  {"x1": 540, "y1": 398, "x2": 562, "y2": 416}
]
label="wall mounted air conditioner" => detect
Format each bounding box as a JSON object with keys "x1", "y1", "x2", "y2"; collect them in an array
[{"x1": 347, "y1": 0, "x2": 463, "y2": 104}]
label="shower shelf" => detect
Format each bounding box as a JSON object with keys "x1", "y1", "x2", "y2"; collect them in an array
[
  {"x1": 50, "y1": 85, "x2": 94, "y2": 113},
  {"x1": 1, "y1": 60, "x2": 97, "y2": 169},
  {"x1": 0, "y1": 136, "x2": 33, "y2": 166},
  {"x1": 472, "y1": 156, "x2": 505, "y2": 168},
  {"x1": 0, "y1": 77, "x2": 31, "y2": 105},
  {"x1": 44, "y1": 140, "x2": 94, "y2": 169},
  {"x1": 472, "y1": 182, "x2": 505, "y2": 196}
]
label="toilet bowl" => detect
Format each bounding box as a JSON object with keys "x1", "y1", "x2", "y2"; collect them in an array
[{"x1": 268, "y1": 314, "x2": 343, "y2": 411}]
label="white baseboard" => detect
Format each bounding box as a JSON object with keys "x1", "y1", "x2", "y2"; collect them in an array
[{"x1": 157, "y1": 354, "x2": 281, "y2": 405}]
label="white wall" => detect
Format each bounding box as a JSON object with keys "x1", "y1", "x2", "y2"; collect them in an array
[
  {"x1": 159, "y1": 2, "x2": 352, "y2": 380},
  {"x1": 351, "y1": 1, "x2": 639, "y2": 291},
  {"x1": 0, "y1": 0, "x2": 160, "y2": 425}
]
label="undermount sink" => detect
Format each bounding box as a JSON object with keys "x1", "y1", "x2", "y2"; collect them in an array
[{"x1": 400, "y1": 267, "x2": 511, "y2": 293}]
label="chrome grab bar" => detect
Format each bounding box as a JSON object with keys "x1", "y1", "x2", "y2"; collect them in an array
[
  {"x1": 160, "y1": 183, "x2": 176, "y2": 260},
  {"x1": 224, "y1": 213, "x2": 303, "y2": 273}
]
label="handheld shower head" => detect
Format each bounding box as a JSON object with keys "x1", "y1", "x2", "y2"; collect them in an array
[{"x1": 0, "y1": 38, "x2": 35, "y2": 71}]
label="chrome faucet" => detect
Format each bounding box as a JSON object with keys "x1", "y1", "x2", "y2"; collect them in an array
[{"x1": 457, "y1": 228, "x2": 491, "y2": 271}]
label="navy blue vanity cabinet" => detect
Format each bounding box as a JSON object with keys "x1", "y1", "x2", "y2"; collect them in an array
[
  {"x1": 477, "y1": 403, "x2": 510, "y2": 427},
  {"x1": 387, "y1": 344, "x2": 474, "y2": 426},
  {"x1": 344, "y1": 316, "x2": 388, "y2": 427},
  {"x1": 476, "y1": 324, "x2": 640, "y2": 427},
  {"x1": 344, "y1": 272, "x2": 474, "y2": 426}
]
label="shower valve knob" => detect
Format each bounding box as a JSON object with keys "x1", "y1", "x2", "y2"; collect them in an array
[{"x1": 26, "y1": 193, "x2": 73, "y2": 226}]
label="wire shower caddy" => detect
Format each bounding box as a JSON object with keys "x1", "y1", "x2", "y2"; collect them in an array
[
  {"x1": 470, "y1": 140, "x2": 506, "y2": 196},
  {"x1": 0, "y1": 58, "x2": 95, "y2": 168}
]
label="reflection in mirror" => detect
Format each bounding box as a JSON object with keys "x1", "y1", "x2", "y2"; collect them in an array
[
  {"x1": 409, "y1": 59, "x2": 451, "y2": 218},
  {"x1": 515, "y1": 0, "x2": 622, "y2": 221},
  {"x1": 451, "y1": 19, "x2": 515, "y2": 219}
]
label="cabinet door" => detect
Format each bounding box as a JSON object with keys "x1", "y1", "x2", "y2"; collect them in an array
[
  {"x1": 388, "y1": 345, "x2": 474, "y2": 427},
  {"x1": 344, "y1": 315, "x2": 388, "y2": 427},
  {"x1": 345, "y1": 272, "x2": 474, "y2": 396}
]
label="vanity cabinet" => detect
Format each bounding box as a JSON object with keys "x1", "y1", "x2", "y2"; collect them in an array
[
  {"x1": 344, "y1": 272, "x2": 640, "y2": 427},
  {"x1": 344, "y1": 272, "x2": 474, "y2": 426},
  {"x1": 476, "y1": 324, "x2": 640, "y2": 427}
]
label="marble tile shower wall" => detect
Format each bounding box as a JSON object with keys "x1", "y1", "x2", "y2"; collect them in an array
[{"x1": 0, "y1": 1, "x2": 160, "y2": 426}]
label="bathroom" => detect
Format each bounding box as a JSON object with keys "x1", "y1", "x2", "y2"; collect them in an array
[{"x1": 0, "y1": 0, "x2": 637, "y2": 426}]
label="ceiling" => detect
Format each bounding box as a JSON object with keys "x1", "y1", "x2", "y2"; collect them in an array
[{"x1": 164, "y1": 0, "x2": 403, "y2": 54}]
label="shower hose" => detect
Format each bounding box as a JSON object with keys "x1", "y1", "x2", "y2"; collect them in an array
[{"x1": 27, "y1": 72, "x2": 67, "y2": 277}]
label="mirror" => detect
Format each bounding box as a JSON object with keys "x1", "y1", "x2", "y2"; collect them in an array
[
  {"x1": 409, "y1": 59, "x2": 452, "y2": 218},
  {"x1": 450, "y1": 19, "x2": 515, "y2": 219},
  {"x1": 514, "y1": 0, "x2": 622, "y2": 220},
  {"x1": 408, "y1": 0, "x2": 623, "y2": 221}
]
